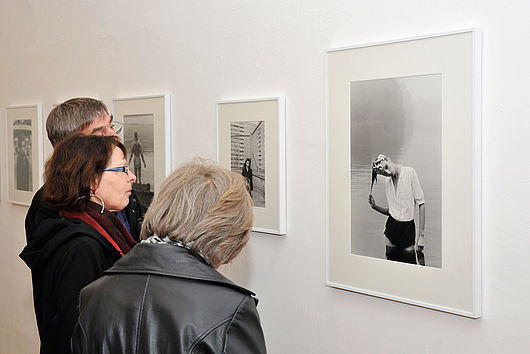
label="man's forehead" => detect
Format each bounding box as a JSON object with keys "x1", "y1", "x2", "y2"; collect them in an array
[
  {"x1": 82, "y1": 113, "x2": 112, "y2": 135},
  {"x1": 97, "y1": 111, "x2": 111, "y2": 120},
  {"x1": 92, "y1": 113, "x2": 111, "y2": 124}
]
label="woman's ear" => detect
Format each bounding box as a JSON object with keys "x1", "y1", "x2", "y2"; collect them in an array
[{"x1": 90, "y1": 178, "x2": 100, "y2": 195}]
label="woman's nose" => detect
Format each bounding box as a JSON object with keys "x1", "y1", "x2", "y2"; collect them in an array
[{"x1": 128, "y1": 170, "x2": 137, "y2": 183}]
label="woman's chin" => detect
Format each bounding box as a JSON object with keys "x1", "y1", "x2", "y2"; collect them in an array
[{"x1": 106, "y1": 203, "x2": 127, "y2": 213}]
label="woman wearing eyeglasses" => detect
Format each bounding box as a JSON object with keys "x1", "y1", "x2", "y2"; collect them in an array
[{"x1": 19, "y1": 133, "x2": 137, "y2": 354}]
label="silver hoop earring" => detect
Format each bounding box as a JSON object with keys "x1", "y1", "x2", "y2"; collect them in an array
[{"x1": 90, "y1": 194, "x2": 105, "y2": 213}]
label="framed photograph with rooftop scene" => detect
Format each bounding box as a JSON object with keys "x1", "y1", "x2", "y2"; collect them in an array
[
  {"x1": 112, "y1": 94, "x2": 171, "y2": 208},
  {"x1": 5, "y1": 104, "x2": 44, "y2": 206},
  {"x1": 326, "y1": 29, "x2": 482, "y2": 317},
  {"x1": 217, "y1": 97, "x2": 286, "y2": 235}
]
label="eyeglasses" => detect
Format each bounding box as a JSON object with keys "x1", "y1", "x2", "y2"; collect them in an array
[
  {"x1": 111, "y1": 120, "x2": 123, "y2": 135},
  {"x1": 103, "y1": 165, "x2": 129, "y2": 174}
]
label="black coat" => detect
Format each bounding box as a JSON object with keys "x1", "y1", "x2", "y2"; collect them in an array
[
  {"x1": 72, "y1": 242, "x2": 267, "y2": 354},
  {"x1": 242, "y1": 166, "x2": 253, "y2": 191},
  {"x1": 19, "y1": 215, "x2": 122, "y2": 354},
  {"x1": 122, "y1": 189, "x2": 147, "y2": 242},
  {"x1": 21, "y1": 186, "x2": 146, "y2": 353}
]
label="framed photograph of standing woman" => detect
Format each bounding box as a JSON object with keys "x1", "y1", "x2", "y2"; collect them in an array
[
  {"x1": 217, "y1": 97, "x2": 286, "y2": 235},
  {"x1": 5, "y1": 104, "x2": 44, "y2": 206},
  {"x1": 112, "y1": 94, "x2": 171, "y2": 208},
  {"x1": 326, "y1": 29, "x2": 482, "y2": 317}
]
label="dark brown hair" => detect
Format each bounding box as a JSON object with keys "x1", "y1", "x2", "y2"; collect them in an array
[
  {"x1": 46, "y1": 97, "x2": 109, "y2": 147},
  {"x1": 43, "y1": 133, "x2": 126, "y2": 211}
]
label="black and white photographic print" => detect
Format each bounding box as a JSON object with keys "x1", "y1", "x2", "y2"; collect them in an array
[
  {"x1": 6, "y1": 104, "x2": 43, "y2": 206},
  {"x1": 13, "y1": 119, "x2": 33, "y2": 192},
  {"x1": 350, "y1": 75, "x2": 442, "y2": 268},
  {"x1": 327, "y1": 30, "x2": 481, "y2": 317},
  {"x1": 112, "y1": 94, "x2": 171, "y2": 209},
  {"x1": 217, "y1": 97, "x2": 286, "y2": 235},
  {"x1": 230, "y1": 121, "x2": 266, "y2": 208},
  {"x1": 123, "y1": 114, "x2": 155, "y2": 207}
]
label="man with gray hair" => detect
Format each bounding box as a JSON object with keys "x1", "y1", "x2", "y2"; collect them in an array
[
  {"x1": 22, "y1": 98, "x2": 146, "y2": 354},
  {"x1": 24, "y1": 97, "x2": 146, "y2": 244}
]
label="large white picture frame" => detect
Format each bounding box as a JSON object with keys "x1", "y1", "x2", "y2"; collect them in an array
[
  {"x1": 217, "y1": 97, "x2": 286, "y2": 235},
  {"x1": 326, "y1": 30, "x2": 482, "y2": 317},
  {"x1": 112, "y1": 94, "x2": 171, "y2": 208},
  {"x1": 5, "y1": 104, "x2": 44, "y2": 206}
]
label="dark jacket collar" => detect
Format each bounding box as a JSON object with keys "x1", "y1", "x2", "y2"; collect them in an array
[
  {"x1": 105, "y1": 242, "x2": 255, "y2": 296},
  {"x1": 24, "y1": 186, "x2": 59, "y2": 245},
  {"x1": 20, "y1": 216, "x2": 119, "y2": 271}
]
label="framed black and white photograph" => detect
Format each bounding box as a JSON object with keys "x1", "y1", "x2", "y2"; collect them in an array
[
  {"x1": 217, "y1": 97, "x2": 286, "y2": 235},
  {"x1": 112, "y1": 95, "x2": 171, "y2": 208},
  {"x1": 5, "y1": 105, "x2": 44, "y2": 206},
  {"x1": 350, "y1": 74, "x2": 442, "y2": 268},
  {"x1": 326, "y1": 30, "x2": 482, "y2": 317}
]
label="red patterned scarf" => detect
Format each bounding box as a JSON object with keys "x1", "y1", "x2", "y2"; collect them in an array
[{"x1": 60, "y1": 201, "x2": 136, "y2": 256}]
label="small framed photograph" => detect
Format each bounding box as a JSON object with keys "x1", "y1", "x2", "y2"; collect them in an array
[
  {"x1": 5, "y1": 105, "x2": 44, "y2": 206},
  {"x1": 217, "y1": 97, "x2": 286, "y2": 235},
  {"x1": 112, "y1": 94, "x2": 171, "y2": 208},
  {"x1": 326, "y1": 30, "x2": 482, "y2": 317}
]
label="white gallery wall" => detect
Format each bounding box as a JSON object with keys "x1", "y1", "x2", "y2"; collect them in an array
[{"x1": 1, "y1": 1, "x2": 529, "y2": 353}]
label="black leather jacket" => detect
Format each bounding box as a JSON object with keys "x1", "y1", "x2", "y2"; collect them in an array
[{"x1": 72, "y1": 242, "x2": 267, "y2": 354}]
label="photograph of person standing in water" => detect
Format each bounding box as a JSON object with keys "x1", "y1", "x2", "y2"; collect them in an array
[
  {"x1": 350, "y1": 74, "x2": 442, "y2": 268},
  {"x1": 123, "y1": 114, "x2": 154, "y2": 207},
  {"x1": 369, "y1": 154, "x2": 426, "y2": 265}
]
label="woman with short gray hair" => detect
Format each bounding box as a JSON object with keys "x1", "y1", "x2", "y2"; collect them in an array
[{"x1": 72, "y1": 159, "x2": 266, "y2": 354}]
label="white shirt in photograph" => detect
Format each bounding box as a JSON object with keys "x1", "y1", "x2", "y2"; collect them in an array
[{"x1": 384, "y1": 166, "x2": 425, "y2": 222}]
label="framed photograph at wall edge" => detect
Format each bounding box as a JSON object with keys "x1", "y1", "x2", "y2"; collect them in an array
[
  {"x1": 5, "y1": 104, "x2": 44, "y2": 206},
  {"x1": 326, "y1": 29, "x2": 482, "y2": 317}
]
